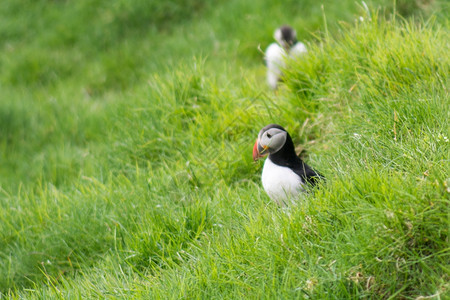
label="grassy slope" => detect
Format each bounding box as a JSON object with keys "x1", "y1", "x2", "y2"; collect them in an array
[{"x1": 0, "y1": 0, "x2": 449, "y2": 298}]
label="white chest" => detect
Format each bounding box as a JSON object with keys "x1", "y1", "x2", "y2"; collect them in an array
[
  {"x1": 265, "y1": 43, "x2": 286, "y2": 89},
  {"x1": 261, "y1": 158, "x2": 304, "y2": 205},
  {"x1": 289, "y1": 42, "x2": 307, "y2": 58}
]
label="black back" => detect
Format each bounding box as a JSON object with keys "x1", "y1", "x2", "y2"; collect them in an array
[{"x1": 268, "y1": 130, "x2": 323, "y2": 187}]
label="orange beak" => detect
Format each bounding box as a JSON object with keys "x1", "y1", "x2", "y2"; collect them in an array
[
  {"x1": 253, "y1": 140, "x2": 260, "y2": 161},
  {"x1": 253, "y1": 139, "x2": 268, "y2": 161}
]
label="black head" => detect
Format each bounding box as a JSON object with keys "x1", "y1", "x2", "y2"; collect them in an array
[
  {"x1": 274, "y1": 25, "x2": 298, "y2": 50},
  {"x1": 253, "y1": 124, "x2": 296, "y2": 161}
]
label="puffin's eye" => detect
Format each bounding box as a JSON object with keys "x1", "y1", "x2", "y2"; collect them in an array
[{"x1": 266, "y1": 132, "x2": 272, "y2": 138}]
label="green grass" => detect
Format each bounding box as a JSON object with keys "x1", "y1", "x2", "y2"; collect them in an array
[{"x1": 0, "y1": 0, "x2": 449, "y2": 298}]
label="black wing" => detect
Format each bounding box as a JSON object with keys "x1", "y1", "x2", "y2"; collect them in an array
[{"x1": 292, "y1": 159, "x2": 324, "y2": 187}]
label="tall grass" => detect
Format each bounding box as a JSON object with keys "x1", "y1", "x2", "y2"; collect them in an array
[{"x1": 0, "y1": 0, "x2": 448, "y2": 298}]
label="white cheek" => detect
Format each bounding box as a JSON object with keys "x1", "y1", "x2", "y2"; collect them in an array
[
  {"x1": 274, "y1": 29, "x2": 282, "y2": 45},
  {"x1": 261, "y1": 158, "x2": 304, "y2": 205}
]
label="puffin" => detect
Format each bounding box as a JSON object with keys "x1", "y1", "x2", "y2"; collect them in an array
[
  {"x1": 253, "y1": 124, "x2": 323, "y2": 205},
  {"x1": 265, "y1": 25, "x2": 307, "y2": 89}
]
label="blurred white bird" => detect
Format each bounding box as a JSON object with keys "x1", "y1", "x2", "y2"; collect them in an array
[{"x1": 265, "y1": 25, "x2": 307, "y2": 90}]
